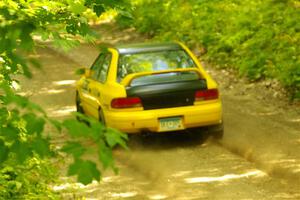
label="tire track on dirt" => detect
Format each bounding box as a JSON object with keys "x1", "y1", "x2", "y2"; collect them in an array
[{"x1": 217, "y1": 94, "x2": 300, "y2": 186}]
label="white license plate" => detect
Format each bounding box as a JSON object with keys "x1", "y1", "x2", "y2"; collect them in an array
[{"x1": 159, "y1": 117, "x2": 184, "y2": 132}]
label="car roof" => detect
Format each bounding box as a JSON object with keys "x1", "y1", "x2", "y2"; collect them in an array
[{"x1": 114, "y1": 42, "x2": 182, "y2": 54}]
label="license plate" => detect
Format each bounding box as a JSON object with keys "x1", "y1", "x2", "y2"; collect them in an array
[{"x1": 159, "y1": 117, "x2": 184, "y2": 132}]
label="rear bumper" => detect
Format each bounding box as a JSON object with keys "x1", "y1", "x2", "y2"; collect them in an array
[{"x1": 105, "y1": 100, "x2": 222, "y2": 133}]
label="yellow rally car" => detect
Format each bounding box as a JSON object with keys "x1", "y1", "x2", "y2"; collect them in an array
[{"x1": 76, "y1": 42, "x2": 223, "y2": 138}]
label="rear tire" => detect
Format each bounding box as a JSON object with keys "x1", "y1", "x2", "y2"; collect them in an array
[
  {"x1": 208, "y1": 123, "x2": 224, "y2": 140},
  {"x1": 98, "y1": 108, "x2": 106, "y2": 125},
  {"x1": 76, "y1": 92, "x2": 85, "y2": 122},
  {"x1": 76, "y1": 92, "x2": 84, "y2": 114}
]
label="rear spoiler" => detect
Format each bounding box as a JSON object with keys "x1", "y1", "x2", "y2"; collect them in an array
[{"x1": 120, "y1": 68, "x2": 203, "y2": 87}]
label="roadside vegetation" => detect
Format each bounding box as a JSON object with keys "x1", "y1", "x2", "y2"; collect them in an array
[
  {"x1": 0, "y1": 0, "x2": 128, "y2": 198},
  {"x1": 117, "y1": 0, "x2": 300, "y2": 99}
]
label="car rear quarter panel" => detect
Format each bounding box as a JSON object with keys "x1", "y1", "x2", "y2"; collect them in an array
[{"x1": 178, "y1": 42, "x2": 218, "y2": 89}]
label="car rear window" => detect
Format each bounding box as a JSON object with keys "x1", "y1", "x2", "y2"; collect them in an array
[{"x1": 117, "y1": 50, "x2": 196, "y2": 82}]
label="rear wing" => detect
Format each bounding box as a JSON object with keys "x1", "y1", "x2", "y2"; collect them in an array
[{"x1": 120, "y1": 68, "x2": 204, "y2": 87}]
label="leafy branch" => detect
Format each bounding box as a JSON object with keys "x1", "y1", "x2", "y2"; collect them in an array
[{"x1": 0, "y1": 0, "x2": 129, "y2": 197}]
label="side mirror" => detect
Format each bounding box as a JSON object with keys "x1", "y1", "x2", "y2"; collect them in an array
[
  {"x1": 85, "y1": 69, "x2": 92, "y2": 77},
  {"x1": 75, "y1": 67, "x2": 91, "y2": 77}
]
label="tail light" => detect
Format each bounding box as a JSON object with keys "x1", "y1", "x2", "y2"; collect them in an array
[
  {"x1": 111, "y1": 97, "x2": 142, "y2": 108},
  {"x1": 195, "y1": 89, "x2": 219, "y2": 101}
]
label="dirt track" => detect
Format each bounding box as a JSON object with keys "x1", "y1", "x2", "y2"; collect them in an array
[{"x1": 20, "y1": 23, "x2": 300, "y2": 199}]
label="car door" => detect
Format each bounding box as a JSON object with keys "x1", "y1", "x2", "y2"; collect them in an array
[{"x1": 84, "y1": 53, "x2": 111, "y2": 119}]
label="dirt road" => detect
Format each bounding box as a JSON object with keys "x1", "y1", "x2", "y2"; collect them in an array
[{"x1": 20, "y1": 24, "x2": 300, "y2": 199}]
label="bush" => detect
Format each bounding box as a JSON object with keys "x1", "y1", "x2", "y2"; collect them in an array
[
  {"x1": 0, "y1": 158, "x2": 58, "y2": 199},
  {"x1": 117, "y1": 0, "x2": 300, "y2": 98}
]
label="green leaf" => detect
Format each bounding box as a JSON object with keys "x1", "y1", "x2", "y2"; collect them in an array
[
  {"x1": 49, "y1": 119, "x2": 62, "y2": 132},
  {"x1": 105, "y1": 127, "x2": 128, "y2": 149},
  {"x1": 94, "y1": 4, "x2": 105, "y2": 17},
  {"x1": 27, "y1": 101, "x2": 46, "y2": 114},
  {"x1": 72, "y1": 112, "x2": 105, "y2": 140},
  {"x1": 89, "y1": 121, "x2": 105, "y2": 140},
  {"x1": 68, "y1": 0, "x2": 87, "y2": 15},
  {"x1": 0, "y1": 139, "x2": 9, "y2": 164},
  {"x1": 11, "y1": 141, "x2": 31, "y2": 163},
  {"x1": 0, "y1": 108, "x2": 9, "y2": 124},
  {"x1": 5, "y1": 93, "x2": 28, "y2": 108},
  {"x1": 15, "y1": 181, "x2": 23, "y2": 191},
  {"x1": 0, "y1": 126, "x2": 19, "y2": 141},
  {"x1": 62, "y1": 142, "x2": 86, "y2": 158},
  {"x1": 23, "y1": 113, "x2": 45, "y2": 135},
  {"x1": 63, "y1": 118, "x2": 91, "y2": 137},
  {"x1": 31, "y1": 138, "x2": 51, "y2": 158},
  {"x1": 20, "y1": 36, "x2": 34, "y2": 52},
  {"x1": 98, "y1": 140, "x2": 113, "y2": 169},
  {"x1": 68, "y1": 159, "x2": 101, "y2": 185}
]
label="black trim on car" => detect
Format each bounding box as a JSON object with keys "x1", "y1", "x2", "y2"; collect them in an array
[{"x1": 126, "y1": 79, "x2": 207, "y2": 110}]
